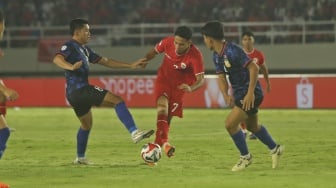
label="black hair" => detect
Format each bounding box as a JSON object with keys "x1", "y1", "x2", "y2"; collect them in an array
[
  {"x1": 174, "y1": 26, "x2": 192, "y2": 40},
  {"x1": 70, "y1": 18, "x2": 89, "y2": 36},
  {"x1": 0, "y1": 10, "x2": 4, "y2": 22},
  {"x1": 200, "y1": 21, "x2": 224, "y2": 40},
  {"x1": 242, "y1": 30, "x2": 254, "y2": 38}
]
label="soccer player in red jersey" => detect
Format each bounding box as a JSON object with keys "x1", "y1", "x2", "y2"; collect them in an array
[
  {"x1": 0, "y1": 10, "x2": 19, "y2": 160},
  {"x1": 240, "y1": 30, "x2": 271, "y2": 139},
  {"x1": 142, "y1": 26, "x2": 205, "y2": 158}
]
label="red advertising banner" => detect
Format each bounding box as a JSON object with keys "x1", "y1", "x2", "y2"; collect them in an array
[{"x1": 2, "y1": 75, "x2": 336, "y2": 109}]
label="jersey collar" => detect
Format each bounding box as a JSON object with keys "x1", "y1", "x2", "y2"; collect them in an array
[{"x1": 218, "y1": 40, "x2": 226, "y2": 57}]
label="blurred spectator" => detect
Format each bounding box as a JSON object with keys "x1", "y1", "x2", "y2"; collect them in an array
[
  {"x1": 2, "y1": 0, "x2": 336, "y2": 47},
  {"x1": 3, "y1": 0, "x2": 336, "y2": 26}
]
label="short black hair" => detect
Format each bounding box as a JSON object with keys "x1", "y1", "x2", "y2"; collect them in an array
[
  {"x1": 70, "y1": 18, "x2": 89, "y2": 36},
  {"x1": 174, "y1": 26, "x2": 192, "y2": 40},
  {"x1": 0, "y1": 10, "x2": 4, "y2": 22},
  {"x1": 242, "y1": 30, "x2": 254, "y2": 38},
  {"x1": 201, "y1": 21, "x2": 224, "y2": 40}
]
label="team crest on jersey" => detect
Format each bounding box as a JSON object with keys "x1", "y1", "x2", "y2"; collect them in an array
[
  {"x1": 180, "y1": 62, "x2": 187, "y2": 69},
  {"x1": 224, "y1": 59, "x2": 231, "y2": 68},
  {"x1": 61, "y1": 45, "x2": 67, "y2": 51}
]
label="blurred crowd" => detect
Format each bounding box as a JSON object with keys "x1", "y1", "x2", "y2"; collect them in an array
[{"x1": 1, "y1": 0, "x2": 336, "y2": 26}]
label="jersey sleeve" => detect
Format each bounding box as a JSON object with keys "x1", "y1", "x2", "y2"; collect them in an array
[
  {"x1": 256, "y1": 50, "x2": 265, "y2": 66},
  {"x1": 87, "y1": 46, "x2": 102, "y2": 64},
  {"x1": 55, "y1": 42, "x2": 72, "y2": 59},
  {"x1": 191, "y1": 49, "x2": 205, "y2": 75},
  {"x1": 154, "y1": 37, "x2": 169, "y2": 54}
]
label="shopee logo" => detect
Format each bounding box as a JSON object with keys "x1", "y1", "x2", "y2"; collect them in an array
[{"x1": 99, "y1": 77, "x2": 155, "y2": 100}]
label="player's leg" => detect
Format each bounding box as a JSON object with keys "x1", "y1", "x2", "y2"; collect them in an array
[
  {"x1": 73, "y1": 110, "x2": 93, "y2": 164},
  {"x1": 226, "y1": 106, "x2": 252, "y2": 171},
  {"x1": 246, "y1": 114, "x2": 284, "y2": 168},
  {"x1": 154, "y1": 95, "x2": 175, "y2": 157},
  {"x1": 0, "y1": 114, "x2": 10, "y2": 159},
  {"x1": 154, "y1": 95, "x2": 169, "y2": 146},
  {"x1": 0, "y1": 80, "x2": 9, "y2": 159},
  {"x1": 100, "y1": 90, "x2": 153, "y2": 143},
  {"x1": 0, "y1": 97, "x2": 6, "y2": 117},
  {"x1": 240, "y1": 122, "x2": 248, "y2": 138}
]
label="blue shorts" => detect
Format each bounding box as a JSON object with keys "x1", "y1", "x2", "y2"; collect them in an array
[
  {"x1": 234, "y1": 95, "x2": 263, "y2": 115},
  {"x1": 66, "y1": 85, "x2": 108, "y2": 117}
]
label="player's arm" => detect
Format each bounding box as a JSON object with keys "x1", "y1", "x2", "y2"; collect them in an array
[
  {"x1": 53, "y1": 54, "x2": 82, "y2": 71},
  {"x1": 141, "y1": 48, "x2": 158, "y2": 68},
  {"x1": 144, "y1": 48, "x2": 158, "y2": 61},
  {"x1": 0, "y1": 82, "x2": 19, "y2": 101},
  {"x1": 218, "y1": 73, "x2": 233, "y2": 106},
  {"x1": 178, "y1": 73, "x2": 205, "y2": 93},
  {"x1": 97, "y1": 57, "x2": 147, "y2": 69},
  {"x1": 259, "y1": 63, "x2": 271, "y2": 92},
  {"x1": 243, "y1": 61, "x2": 259, "y2": 111}
]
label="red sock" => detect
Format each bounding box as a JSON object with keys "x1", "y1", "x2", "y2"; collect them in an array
[
  {"x1": 0, "y1": 102, "x2": 6, "y2": 117},
  {"x1": 155, "y1": 114, "x2": 169, "y2": 146},
  {"x1": 240, "y1": 122, "x2": 246, "y2": 130}
]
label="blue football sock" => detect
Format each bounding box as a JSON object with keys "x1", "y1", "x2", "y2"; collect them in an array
[
  {"x1": 254, "y1": 125, "x2": 277, "y2": 150},
  {"x1": 115, "y1": 102, "x2": 137, "y2": 134},
  {"x1": 77, "y1": 127, "x2": 91, "y2": 158},
  {"x1": 231, "y1": 130, "x2": 249, "y2": 156},
  {"x1": 0, "y1": 127, "x2": 10, "y2": 159}
]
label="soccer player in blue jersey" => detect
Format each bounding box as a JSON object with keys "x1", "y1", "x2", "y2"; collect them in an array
[
  {"x1": 201, "y1": 21, "x2": 284, "y2": 171},
  {"x1": 53, "y1": 18, "x2": 154, "y2": 165},
  {"x1": 0, "y1": 10, "x2": 19, "y2": 160}
]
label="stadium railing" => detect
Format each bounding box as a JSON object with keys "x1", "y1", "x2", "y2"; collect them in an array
[{"x1": 2, "y1": 21, "x2": 336, "y2": 48}]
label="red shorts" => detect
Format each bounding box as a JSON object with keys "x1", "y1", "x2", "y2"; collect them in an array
[{"x1": 155, "y1": 80, "x2": 185, "y2": 118}]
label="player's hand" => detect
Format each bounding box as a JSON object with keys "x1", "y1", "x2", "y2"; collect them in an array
[
  {"x1": 266, "y1": 83, "x2": 271, "y2": 93},
  {"x1": 72, "y1": 61, "x2": 82, "y2": 70},
  {"x1": 178, "y1": 84, "x2": 192, "y2": 93},
  {"x1": 131, "y1": 58, "x2": 148, "y2": 69},
  {"x1": 242, "y1": 92, "x2": 255, "y2": 111},
  {"x1": 223, "y1": 94, "x2": 234, "y2": 107},
  {"x1": 4, "y1": 88, "x2": 19, "y2": 101}
]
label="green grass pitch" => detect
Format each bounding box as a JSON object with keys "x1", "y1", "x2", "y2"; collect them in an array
[{"x1": 0, "y1": 108, "x2": 335, "y2": 188}]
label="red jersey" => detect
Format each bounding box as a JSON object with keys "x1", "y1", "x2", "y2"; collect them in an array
[
  {"x1": 155, "y1": 36, "x2": 204, "y2": 86},
  {"x1": 244, "y1": 48, "x2": 265, "y2": 66}
]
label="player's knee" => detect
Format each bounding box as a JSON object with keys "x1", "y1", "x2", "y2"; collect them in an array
[
  {"x1": 247, "y1": 124, "x2": 260, "y2": 133},
  {"x1": 104, "y1": 92, "x2": 124, "y2": 105},
  {"x1": 80, "y1": 124, "x2": 92, "y2": 130},
  {"x1": 157, "y1": 104, "x2": 168, "y2": 115}
]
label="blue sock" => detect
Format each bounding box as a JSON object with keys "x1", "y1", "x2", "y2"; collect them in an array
[
  {"x1": 115, "y1": 102, "x2": 137, "y2": 134},
  {"x1": 0, "y1": 127, "x2": 10, "y2": 159},
  {"x1": 231, "y1": 130, "x2": 249, "y2": 156},
  {"x1": 77, "y1": 127, "x2": 90, "y2": 158},
  {"x1": 254, "y1": 125, "x2": 277, "y2": 150}
]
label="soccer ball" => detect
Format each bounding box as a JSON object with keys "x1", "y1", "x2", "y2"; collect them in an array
[{"x1": 141, "y1": 143, "x2": 162, "y2": 164}]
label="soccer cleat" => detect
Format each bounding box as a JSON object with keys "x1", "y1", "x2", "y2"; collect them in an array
[
  {"x1": 271, "y1": 145, "x2": 284, "y2": 169},
  {"x1": 163, "y1": 142, "x2": 175, "y2": 158},
  {"x1": 0, "y1": 182, "x2": 9, "y2": 188},
  {"x1": 231, "y1": 155, "x2": 252, "y2": 172},
  {"x1": 73, "y1": 157, "x2": 92, "y2": 165},
  {"x1": 132, "y1": 129, "x2": 154, "y2": 144}
]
